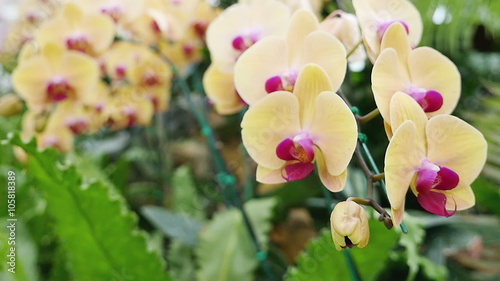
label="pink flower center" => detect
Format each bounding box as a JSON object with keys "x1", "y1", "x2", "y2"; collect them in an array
[
  {"x1": 265, "y1": 70, "x2": 298, "y2": 93},
  {"x1": 415, "y1": 160, "x2": 459, "y2": 217},
  {"x1": 407, "y1": 87, "x2": 443, "y2": 112},
  {"x1": 46, "y1": 77, "x2": 74, "y2": 102},
  {"x1": 378, "y1": 20, "x2": 409, "y2": 41},
  {"x1": 100, "y1": 5, "x2": 122, "y2": 22},
  {"x1": 276, "y1": 134, "x2": 315, "y2": 181},
  {"x1": 66, "y1": 117, "x2": 88, "y2": 135},
  {"x1": 66, "y1": 34, "x2": 90, "y2": 53},
  {"x1": 115, "y1": 64, "x2": 127, "y2": 80},
  {"x1": 142, "y1": 70, "x2": 161, "y2": 87},
  {"x1": 231, "y1": 33, "x2": 259, "y2": 52},
  {"x1": 193, "y1": 21, "x2": 208, "y2": 38}
]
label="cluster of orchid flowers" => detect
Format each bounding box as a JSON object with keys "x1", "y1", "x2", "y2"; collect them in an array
[
  {"x1": 203, "y1": 0, "x2": 487, "y2": 251},
  {"x1": 5, "y1": 0, "x2": 219, "y2": 152}
]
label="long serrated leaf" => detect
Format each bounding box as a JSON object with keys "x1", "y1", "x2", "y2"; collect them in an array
[
  {"x1": 8, "y1": 134, "x2": 171, "y2": 281},
  {"x1": 195, "y1": 198, "x2": 276, "y2": 281},
  {"x1": 171, "y1": 165, "x2": 204, "y2": 220},
  {"x1": 286, "y1": 219, "x2": 399, "y2": 281}
]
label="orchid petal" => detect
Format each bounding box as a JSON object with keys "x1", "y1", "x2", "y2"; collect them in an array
[
  {"x1": 435, "y1": 167, "x2": 460, "y2": 191},
  {"x1": 276, "y1": 138, "x2": 296, "y2": 161},
  {"x1": 316, "y1": 150, "x2": 347, "y2": 192},
  {"x1": 372, "y1": 48, "x2": 411, "y2": 122},
  {"x1": 241, "y1": 92, "x2": 301, "y2": 169},
  {"x1": 293, "y1": 64, "x2": 333, "y2": 129},
  {"x1": 62, "y1": 52, "x2": 100, "y2": 103},
  {"x1": 445, "y1": 183, "x2": 475, "y2": 211},
  {"x1": 389, "y1": 92, "x2": 427, "y2": 149},
  {"x1": 285, "y1": 10, "x2": 319, "y2": 65},
  {"x1": 380, "y1": 22, "x2": 411, "y2": 63},
  {"x1": 385, "y1": 121, "x2": 424, "y2": 225},
  {"x1": 300, "y1": 31, "x2": 346, "y2": 92},
  {"x1": 426, "y1": 115, "x2": 487, "y2": 186},
  {"x1": 256, "y1": 165, "x2": 286, "y2": 184},
  {"x1": 12, "y1": 57, "x2": 52, "y2": 108},
  {"x1": 234, "y1": 36, "x2": 289, "y2": 105},
  {"x1": 203, "y1": 64, "x2": 244, "y2": 115},
  {"x1": 408, "y1": 47, "x2": 460, "y2": 117},
  {"x1": 309, "y1": 92, "x2": 357, "y2": 176},
  {"x1": 415, "y1": 169, "x2": 437, "y2": 194},
  {"x1": 417, "y1": 191, "x2": 456, "y2": 217},
  {"x1": 283, "y1": 162, "x2": 315, "y2": 181}
]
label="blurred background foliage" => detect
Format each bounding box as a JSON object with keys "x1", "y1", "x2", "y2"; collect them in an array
[{"x1": 0, "y1": 0, "x2": 499, "y2": 280}]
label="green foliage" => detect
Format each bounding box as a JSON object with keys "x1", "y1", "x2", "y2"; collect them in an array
[
  {"x1": 171, "y1": 165, "x2": 205, "y2": 219},
  {"x1": 397, "y1": 214, "x2": 447, "y2": 281},
  {"x1": 142, "y1": 206, "x2": 203, "y2": 246},
  {"x1": 167, "y1": 240, "x2": 197, "y2": 281},
  {"x1": 7, "y1": 134, "x2": 171, "y2": 281},
  {"x1": 195, "y1": 198, "x2": 276, "y2": 281},
  {"x1": 472, "y1": 177, "x2": 500, "y2": 216},
  {"x1": 286, "y1": 219, "x2": 399, "y2": 281}
]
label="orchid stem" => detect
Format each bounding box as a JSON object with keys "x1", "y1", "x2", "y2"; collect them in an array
[
  {"x1": 169, "y1": 62, "x2": 277, "y2": 280},
  {"x1": 357, "y1": 108, "x2": 380, "y2": 124},
  {"x1": 346, "y1": 39, "x2": 363, "y2": 60}
]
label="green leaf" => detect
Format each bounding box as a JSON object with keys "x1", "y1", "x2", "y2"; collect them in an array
[
  {"x1": 167, "y1": 240, "x2": 197, "y2": 281},
  {"x1": 286, "y1": 219, "x2": 399, "y2": 281},
  {"x1": 141, "y1": 206, "x2": 203, "y2": 246},
  {"x1": 195, "y1": 197, "x2": 276, "y2": 281},
  {"x1": 7, "y1": 134, "x2": 171, "y2": 281},
  {"x1": 472, "y1": 177, "x2": 500, "y2": 216},
  {"x1": 397, "y1": 213, "x2": 447, "y2": 281},
  {"x1": 171, "y1": 165, "x2": 205, "y2": 220}
]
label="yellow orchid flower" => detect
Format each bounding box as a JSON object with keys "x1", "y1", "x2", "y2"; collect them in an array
[
  {"x1": 372, "y1": 23, "x2": 461, "y2": 135},
  {"x1": 330, "y1": 201, "x2": 370, "y2": 251},
  {"x1": 241, "y1": 64, "x2": 357, "y2": 191},
  {"x1": 106, "y1": 86, "x2": 155, "y2": 130},
  {"x1": 320, "y1": 10, "x2": 366, "y2": 64},
  {"x1": 36, "y1": 3, "x2": 115, "y2": 56},
  {"x1": 22, "y1": 109, "x2": 75, "y2": 152},
  {"x1": 385, "y1": 93, "x2": 487, "y2": 227},
  {"x1": 12, "y1": 43, "x2": 99, "y2": 110},
  {"x1": 352, "y1": 0, "x2": 422, "y2": 63},
  {"x1": 203, "y1": 64, "x2": 246, "y2": 115},
  {"x1": 74, "y1": 0, "x2": 145, "y2": 25},
  {"x1": 234, "y1": 9, "x2": 347, "y2": 105},
  {"x1": 205, "y1": 0, "x2": 291, "y2": 73}
]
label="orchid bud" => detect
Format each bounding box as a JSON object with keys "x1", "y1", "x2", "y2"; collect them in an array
[
  {"x1": 330, "y1": 201, "x2": 370, "y2": 251},
  {"x1": 0, "y1": 94, "x2": 23, "y2": 116}
]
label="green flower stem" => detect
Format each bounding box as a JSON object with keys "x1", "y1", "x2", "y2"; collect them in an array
[
  {"x1": 357, "y1": 108, "x2": 380, "y2": 124},
  {"x1": 346, "y1": 39, "x2": 363, "y2": 60},
  {"x1": 170, "y1": 64, "x2": 277, "y2": 281}
]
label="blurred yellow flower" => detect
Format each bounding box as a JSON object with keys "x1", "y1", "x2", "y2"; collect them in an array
[
  {"x1": 385, "y1": 93, "x2": 487, "y2": 227},
  {"x1": 241, "y1": 64, "x2": 357, "y2": 191},
  {"x1": 330, "y1": 201, "x2": 370, "y2": 251},
  {"x1": 234, "y1": 9, "x2": 346, "y2": 105},
  {"x1": 36, "y1": 3, "x2": 115, "y2": 56},
  {"x1": 12, "y1": 43, "x2": 99, "y2": 110},
  {"x1": 320, "y1": 10, "x2": 366, "y2": 64}
]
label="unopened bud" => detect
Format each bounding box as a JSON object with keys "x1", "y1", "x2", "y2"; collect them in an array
[
  {"x1": 0, "y1": 94, "x2": 23, "y2": 116},
  {"x1": 330, "y1": 201, "x2": 370, "y2": 251}
]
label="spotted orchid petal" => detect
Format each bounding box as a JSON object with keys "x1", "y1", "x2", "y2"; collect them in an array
[
  {"x1": 309, "y1": 91, "x2": 357, "y2": 176},
  {"x1": 426, "y1": 115, "x2": 487, "y2": 186},
  {"x1": 385, "y1": 120, "x2": 425, "y2": 227},
  {"x1": 241, "y1": 91, "x2": 301, "y2": 170}
]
